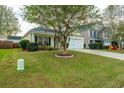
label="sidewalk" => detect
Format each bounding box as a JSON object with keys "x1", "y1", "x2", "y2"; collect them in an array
[{"x1": 73, "y1": 49, "x2": 124, "y2": 60}]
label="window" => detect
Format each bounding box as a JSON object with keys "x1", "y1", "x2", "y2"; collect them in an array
[
  {"x1": 38, "y1": 36, "x2": 43, "y2": 46},
  {"x1": 90, "y1": 40, "x2": 94, "y2": 43},
  {"x1": 44, "y1": 37, "x2": 50, "y2": 46},
  {"x1": 37, "y1": 36, "x2": 51, "y2": 46},
  {"x1": 104, "y1": 31, "x2": 108, "y2": 38},
  {"x1": 90, "y1": 30, "x2": 92, "y2": 37},
  {"x1": 93, "y1": 31, "x2": 96, "y2": 37},
  {"x1": 90, "y1": 30, "x2": 97, "y2": 38}
]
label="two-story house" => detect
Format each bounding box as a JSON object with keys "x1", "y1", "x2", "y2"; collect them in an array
[{"x1": 81, "y1": 24, "x2": 111, "y2": 48}]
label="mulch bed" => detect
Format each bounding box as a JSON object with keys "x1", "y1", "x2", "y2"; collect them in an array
[
  {"x1": 55, "y1": 53, "x2": 74, "y2": 58},
  {"x1": 56, "y1": 53, "x2": 72, "y2": 56}
]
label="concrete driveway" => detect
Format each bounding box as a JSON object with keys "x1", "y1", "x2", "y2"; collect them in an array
[{"x1": 72, "y1": 49, "x2": 124, "y2": 60}]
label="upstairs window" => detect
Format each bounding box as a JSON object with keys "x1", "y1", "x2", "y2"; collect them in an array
[{"x1": 90, "y1": 30, "x2": 97, "y2": 38}]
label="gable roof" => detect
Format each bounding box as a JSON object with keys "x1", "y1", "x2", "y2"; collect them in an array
[
  {"x1": 7, "y1": 36, "x2": 22, "y2": 40},
  {"x1": 23, "y1": 27, "x2": 54, "y2": 37},
  {"x1": 79, "y1": 22, "x2": 110, "y2": 32},
  {"x1": 30, "y1": 27, "x2": 54, "y2": 33}
]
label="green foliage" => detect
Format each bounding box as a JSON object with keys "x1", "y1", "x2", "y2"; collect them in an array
[
  {"x1": 103, "y1": 46, "x2": 109, "y2": 49},
  {"x1": 19, "y1": 40, "x2": 29, "y2": 50},
  {"x1": 0, "y1": 5, "x2": 20, "y2": 38},
  {"x1": 23, "y1": 5, "x2": 99, "y2": 34},
  {"x1": 26, "y1": 42, "x2": 38, "y2": 51},
  {"x1": 89, "y1": 43, "x2": 97, "y2": 49},
  {"x1": 22, "y1": 5, "x2": 100, "y2": 53},
  {"x1": 111, "y1": 41, "x2": 118, "y2": 46},
  {"x1": 38, "y1": 46, "x2": 58, "y2": 50},
  {"x1": 89, "y1": 43, "x2": 103, "y2": 49},
  {"x1": 116, "y1": 21, "x2": 124, "y2": 40},
  {"x1": 102, "y1": 5, "x2": 124, "y2": 40}
]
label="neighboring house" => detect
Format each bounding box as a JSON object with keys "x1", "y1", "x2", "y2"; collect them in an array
[
  {"x1": 80, "y1": 23, "x2": 111, "y2": 48},
  {"x1": 81, "y1": 30, "x2": 111, "y2": 48},
  {"x1": 0, "y1": 36, "x2": 22, "y2": 48},
  {"x1": 0, "y1": 36, "x2": 6, "y2": 40},
  {"x1": 23, "y1": 27, "x2": 84, "y2": 49},
  {"x1": 7, "y1": 36, "x2": 22, "y2": 43}
]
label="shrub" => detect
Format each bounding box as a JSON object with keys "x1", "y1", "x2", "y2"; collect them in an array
[
  {"x1": 38, "y1": 46, "x2": 58, "y2": 50},
  {"x1": 26, "y1": 42, "x2": 38, "y2": 51},
  {"x1": 89, "y1": 43, "x2": 103, "y2": 49},
  {"x1": 19, "y1": 40, "x2": 29, "y2": 50},
  {"x1": 89, "y1": 43, "x2": 97, "y2": 49},
  {"x1": 103, "y1": 46, "x2": 109, "y2": 49},
  {"x1": 111, "y1": 41, "x2": 118, "y2": 47},
  {"x1": 97, "y1": 43, "x2": 103, "y2": 49}
]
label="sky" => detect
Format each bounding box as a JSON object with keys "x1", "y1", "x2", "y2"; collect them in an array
[
  {"x1": 7, "y1": 5, "x2": 108, "y2": 36},
  {"x1": 7, "y1": 5, "x2": 37, "y2": 36}
]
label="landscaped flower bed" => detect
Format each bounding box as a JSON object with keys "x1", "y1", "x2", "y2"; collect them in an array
[{"x1": 55, "y1": 53, "x2": 74, "y2": 58}]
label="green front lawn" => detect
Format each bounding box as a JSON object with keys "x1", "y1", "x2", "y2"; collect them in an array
[
  {"x1": 0, "y1": 49, "x2": 124, "y2": 88},
  {"x1": 101, "y1": 49, "x2": 124, "y2": 54}
]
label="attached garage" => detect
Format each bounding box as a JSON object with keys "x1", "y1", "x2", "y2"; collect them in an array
[{"x1": 68, "y1": 36, "x2": 84, "y2": 49}]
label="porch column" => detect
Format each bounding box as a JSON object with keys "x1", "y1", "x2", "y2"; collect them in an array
[
  {"x1": 43, "y1": 36, "x2": 44, "y2": 44},
  {"x1": 31, "y1": 33, "x2": 35, "y2": 42},
  {"x1": 51, "y1": 37, "x2": 54, "y2": 47}
]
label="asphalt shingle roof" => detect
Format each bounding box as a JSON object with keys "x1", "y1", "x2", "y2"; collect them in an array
[
  {"x1": 7, "y1": 36, "x2": 22, "y2": 40},
  {"x1": 30, "y1": 27, "x2": 54, "y2": 33}
]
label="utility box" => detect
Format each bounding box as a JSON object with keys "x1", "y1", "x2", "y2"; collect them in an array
[{"x1": 17, "y1": 59, "x2": 24, "y2": 71}]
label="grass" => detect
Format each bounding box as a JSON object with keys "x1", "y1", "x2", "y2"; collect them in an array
[
  {"x1": 101, "y1": 49, "x2": 124, "y2": 54},
  {"x1": 0, "y1": 49, "x2": 124, "y2": 88}
]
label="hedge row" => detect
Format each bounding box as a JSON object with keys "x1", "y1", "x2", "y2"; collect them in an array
[
  {"x1": 39, "y1": 46, "x2": 58, "y2": 50},
  {"x1": 19, "y1": 40, "x2": 58, "y2": 51},
  {"x1": 89, "y1": 43, "x2": 103, "y2": 49},
  {"x1": 89, "y1": 43, "x2": 111, "y2": 49}
]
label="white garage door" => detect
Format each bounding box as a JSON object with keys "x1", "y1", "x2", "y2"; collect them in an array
[{"x1": 68, "y1": 37, "x2": 84, "y2": 49}]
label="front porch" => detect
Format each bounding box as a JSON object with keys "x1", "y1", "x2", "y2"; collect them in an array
[{"x1": 30, "y1": 33, "x2": 55, "y2": 47}]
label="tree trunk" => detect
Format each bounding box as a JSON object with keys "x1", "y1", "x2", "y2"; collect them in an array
[
  {"x1": 119, "y1": 41, "x2": 122, "y2": 50},
  {"x1": 54, "y1": 33, "x2": 60, "y2": 49},
  {"x1": 118, "y1": 37, "x2": 122, "y2": 50},
  {"x1": 63, "y1": 36, "x2": 68, "y2": 54},
  {"x1": 54, "y1": 33, "x2": 56, "y2": 48}
]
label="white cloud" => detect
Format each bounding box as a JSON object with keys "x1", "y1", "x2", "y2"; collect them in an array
[
  {"x1": 96, "y1": 5, "x2": 108, "y2": 10},
  {"x1": 17, "y1": 18, "x2": 36, "y2": 36}
]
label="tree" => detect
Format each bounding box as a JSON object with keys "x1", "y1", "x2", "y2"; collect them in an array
[
  {"x1": 102, "y1": 5, "x2": 124, "y2": 49},
  {"x1": 102, "y1": 5, "x2": 124, "y2": 40},
  {"x1": 0, "y1": 5, "x2": 20, "y2": 39},
  {"x1": 114, "y1": 21, "x2": 124, "y2": 49},
  {"x1": 23, "y1": 5, "x2": 100, "y2": 54}
]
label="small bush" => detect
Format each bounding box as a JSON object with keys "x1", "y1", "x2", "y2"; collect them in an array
[
  {"x1": 103, "y1": 46, "x2": 109, "y2": 49},
  {"x1": 89, "y1": 43, "x2": 97, "y2": 49},
  {"x1": 38, "y1": 46, "x2": 58, "y2": 50},
  {"x1": 97, "y1": 43, "x2": 103, "y2": 49},
  {"x1": 19, "y1": 40, "x2": 29, "y2": 50},
  {"x1": 111, "y1": 41, "x2": 118, "y2": 47},
  {"x1": 89, "y1": 43, "x2": 103, "y2": 49},
  {"x1": 26, "y1": 42, "x2": 38, "y2": 51}
]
